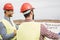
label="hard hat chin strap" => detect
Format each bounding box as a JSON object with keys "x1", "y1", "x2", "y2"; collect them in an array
[{"x1": 23, "y1": 10, "x2": 31, "y2": 15}]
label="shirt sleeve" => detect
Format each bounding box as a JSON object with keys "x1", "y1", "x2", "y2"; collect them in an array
[
  {"x1": 0, "y1": 22, "x2": 15, "y2": 40},
  {"x1": 40, "y1": 24, "x2": 60, "y2": 39}
]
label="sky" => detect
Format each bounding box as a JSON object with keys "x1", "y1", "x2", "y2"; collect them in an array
[{"x1": 0, "y1": 0, "x2": 60, "y2": 20}]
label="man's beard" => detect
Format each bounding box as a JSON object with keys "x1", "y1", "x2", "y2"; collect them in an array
[{"x1": 8, "y1": 15, "x2": 12, "y2": 17}]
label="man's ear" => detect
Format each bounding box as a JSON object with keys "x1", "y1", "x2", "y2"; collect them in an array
[{"x1": 30, "y1": 11, "x2": 33, "y2": 15}]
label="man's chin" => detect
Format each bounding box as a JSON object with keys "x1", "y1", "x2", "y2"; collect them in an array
[
  {"x1": 9, "y1": 16, "x2": 13, "y2": 17},
  {"x1": 10, "y1": 16, "x2": 12, "y2": 17}
]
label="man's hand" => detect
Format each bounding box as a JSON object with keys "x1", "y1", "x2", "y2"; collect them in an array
[{"x1": 14, "y1": 30, "x2": 17, "y2": 36}]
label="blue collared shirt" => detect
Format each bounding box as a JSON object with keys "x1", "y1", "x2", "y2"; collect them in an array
[{"x1": 0, "y1": 16, "x2": 18, "y2": 40}]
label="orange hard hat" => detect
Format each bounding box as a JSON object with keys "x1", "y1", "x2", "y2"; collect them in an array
[
  {"x1": 3, "y1": 3, "x2": 13, "y2": 10},
  {"x1": 20, "y1": 3, "x2": 34, "y2": 13}
]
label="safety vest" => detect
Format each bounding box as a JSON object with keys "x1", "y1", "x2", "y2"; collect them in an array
[
  {"x1": 17, "y1": 22, "x2": 40, "y2": 40},
  {"x1": 0, "y1": 19, "x2": 16, "y2": 40}
]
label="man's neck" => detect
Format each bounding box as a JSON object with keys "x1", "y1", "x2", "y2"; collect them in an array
[
  {"x1": 4, "y1": 15, "x2": 10, "y2": 21},
  {"x1": 25, "y1": 18, "x2": 34, "y2": 22},
  {"x1": 5, "y1": 14, "x2": 10, "y2": 18}
]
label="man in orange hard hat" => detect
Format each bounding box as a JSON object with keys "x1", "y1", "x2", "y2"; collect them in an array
[
  {"x1": 17, "y1": 3, "x2": 60, "y2": 40},
  {"x1": 0, "y1": 3, "x2": 18, "y2": 40}
]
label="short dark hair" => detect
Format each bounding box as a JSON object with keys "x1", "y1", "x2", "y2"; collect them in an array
[
  {"x1": 23, "y1": 10, "x2": 31, "y2": 18},
  {"x1": 4, "y1": 10, "x2": 6, "y2": 13}
]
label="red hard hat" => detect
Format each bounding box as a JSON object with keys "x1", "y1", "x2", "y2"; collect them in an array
[
  {"x1": 20, "y1": 3, "x2": 34, "y2": 13},
  {"x1": 3, "y1": 3, "x2": 13, "y2": 10}
]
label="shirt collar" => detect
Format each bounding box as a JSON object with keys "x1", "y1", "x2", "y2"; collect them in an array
[
  {"x1": 25, "y1": 19, "x2": 34, "y2": 22},
  {"x1": 4, "y1": 16, "x2": 10, "y2": 21}
]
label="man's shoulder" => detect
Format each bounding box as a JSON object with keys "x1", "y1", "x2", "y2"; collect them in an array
[{"x1": 0, "y1": 20, "x2": 4, "y2": 27}]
